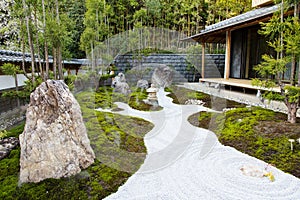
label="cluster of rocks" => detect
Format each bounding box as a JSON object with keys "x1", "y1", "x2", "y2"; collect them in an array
[
  {"x1": 0, "y1": 137, "x2": 19, "y2": 160},
  {"x1": 112, "y1": 65, "x2": 173, "y2": 94},
  {"x1": 222, "y1": 107, "x2": 237, "y2": 112},
  {"x1": 185, "y1": 99, "x2": 205, "y2": 106},
  {"x1": 19, "y1": 80, "x2": 95, "y2": 183},
  {"x1": 112, "y1": 73, "x2": 131, "y2": 95}
]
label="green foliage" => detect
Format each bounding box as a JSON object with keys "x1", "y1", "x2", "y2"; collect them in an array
[
  {"x1": 187, "y1": 91, "x2": 207, "y2": 100},
  {"x1": 128, "y1": 88, "x2": 162, "y2": 111},
  {"x1": 254, "y1": 6, "x2": 300, "y2": 123},
  {"x1": 251, "y1": 78, "x2": 276, "y2": 88},
  {"x1": 20, "y1": 76, "x2": 43, "y2": 99},
  {"x1": 164, "y1": 87, "x2": 173, "y2": 93},
  {"x1": 94, "y1": 86, "x2": 162, "y2": 111},
  {"x1": 263, "y1": 91, "x2": 285, "y2": 102},
  {"x1": 284, "y1": 85, "x2": 300, "y2": 103},
  {"x1": 206, "y1": 0, "x2": 251, "y2": 25},
  {"x1": 64, "y1": 75, "x2": 76, "y2": 91},
  {"x1": 284, "y1": 16, "x2": 300, "y2": 57},
  {"x1": 254, "y1": 54, "x2": 289, "y2": 78},
  {"x1": 0, "y1": 63, "x2": 23, "y2": 100},
  {"x1": 6, "y1": 123, "x2": 25, "y2": 138},
  {"x1": 165, "y1": 85, "x2": 210, "y2": 105},
  {"x1": 0, "y1": 63, "x2": 21, "y2": 76},
  {"x1": 0, "y1": 130, "x2": 8, "y2": 140}
]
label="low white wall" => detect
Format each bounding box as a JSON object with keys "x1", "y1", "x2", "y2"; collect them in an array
[{"x1": 0, "y1": 74, "x2": 28, "y2": 91}]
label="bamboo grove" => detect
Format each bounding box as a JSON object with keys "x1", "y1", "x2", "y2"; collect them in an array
[{"x1": 1, "y1": 0, "x2": 252, "y2": 60}]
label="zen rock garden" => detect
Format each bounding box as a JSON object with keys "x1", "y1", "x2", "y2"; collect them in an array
[
  {"x1": 1, "y1": 0, "x2": 300, "y2": 199},
  {"x1": 1, "y1": 67, "x2": 300, "y2": 199}
]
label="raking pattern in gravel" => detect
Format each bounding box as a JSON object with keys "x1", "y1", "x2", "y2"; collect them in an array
[{"x1": 100, "y1": 89, "x2": 300, "y2": 200}]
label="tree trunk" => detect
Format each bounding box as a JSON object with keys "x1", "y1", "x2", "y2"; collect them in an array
[
  {"x1": 53, "y1": 48, "x2": 57, "y2": 79},
  {"x1": 14, "y1": 74, "x2": 20, "y2": 108},
  {"x1": 55, "y1": 0, "x2": 63, "y2": 80},
  {"x1": 23, "y1": 0, "x2": 35, "y2": 84},
  {"x1": 42, "y1": 0, "x2": 49, "y2": 80},
  {"x1": 44, "y1": 41, "x2": 49, "y2": 80},
  {"x1": 34, "y1": 8, "x2": 43, "y2": 80},
  {"x1": 57, "y1": 46, "x2": 64, "y2": 80},
  {"x1": 291, "y1": 54, "x2": 296, "y2": 85},
  {"x1": 21, "y1": 31, "x2": 29, "y2": 79},
  {"x1": 286, "y1": 101, "x2": 298, "y2": 124}
]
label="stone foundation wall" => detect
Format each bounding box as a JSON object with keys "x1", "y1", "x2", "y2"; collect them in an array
[
  {"x1": 113, "y1": 54, "x2": 225, "y2": 83},
  {"x1": 0, "y1": 106, "x2": 27, "y2": 130},
  {"x1": 0, "y1": 89, "x2": 27, "y2": 126}
]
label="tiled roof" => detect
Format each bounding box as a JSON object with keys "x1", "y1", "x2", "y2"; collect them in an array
[
  {"x1": 0, "y1": 50, "x2": 33, "y2": 63},
  {"x1": 0, "y1": 49, "x2": 86, "y2": 65},
  {"x1": 188, "y1": 4, "x2": 280, "y2": 41}
]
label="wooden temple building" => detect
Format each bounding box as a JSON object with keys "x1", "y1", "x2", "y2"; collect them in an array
[{"x1": 186, "y1": 0, "x2": 296, "y2": 92}]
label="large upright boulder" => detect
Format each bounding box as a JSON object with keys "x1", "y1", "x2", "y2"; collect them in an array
[
  {"x1": 151, "y1": 64, "x2": 173, "y2": 88},
  {"x1": 19, "y1": 80, "x2": 95, "y2": 183},
  {"x1": 112, "y1": 72, "x2": 131, "y2": 95},
  {"x1": 136, "y1": 79, "x2": 149, "y2": 89}
]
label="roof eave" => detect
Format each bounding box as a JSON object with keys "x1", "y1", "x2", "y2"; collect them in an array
[{"x1": 183, "y1": 4, "x2": 281, "y2": 43}]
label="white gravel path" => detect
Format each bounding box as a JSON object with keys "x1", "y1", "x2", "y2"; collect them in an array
[
  {"x1": 181, "y1": 82, "x2": 300, "y2": 117},
  {"x1": 102, "y1": 88, "x2": 300, "y2": 200}
]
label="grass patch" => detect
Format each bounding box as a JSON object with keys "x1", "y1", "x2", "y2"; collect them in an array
[{"x1": 0, "y1": 87, "x2": 154, "y2": 199}]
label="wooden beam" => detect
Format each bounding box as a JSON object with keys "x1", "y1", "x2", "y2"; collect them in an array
[
  {"x1": 245, "y1": 29, "x2": 251, "y2": 79},
  {"x1": 202, "y1": 42, "x2": 205, "y2": 78},
  {"x1": 224, "y1": 30, "x2": 231, "y2": 79}
]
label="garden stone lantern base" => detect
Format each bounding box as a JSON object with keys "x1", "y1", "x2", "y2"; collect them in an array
[{"x1": 144, "y1": 84, "x2": 159, "y2": 106}]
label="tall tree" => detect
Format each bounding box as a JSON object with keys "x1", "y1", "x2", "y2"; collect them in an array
[
  {"x1": 42, "y1": 0, "x2": 49, "y2": 80},
  {"x1": 253, "y1": 3, "x2": 300, "y2": 124},
  {"x1": 22, "y1": 0, "x2": 35, "y2": 84}
]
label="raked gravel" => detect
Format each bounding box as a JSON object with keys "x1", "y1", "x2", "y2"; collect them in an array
[{"x1": 101, "y1": 87, "x2": 300, "y2": 200}]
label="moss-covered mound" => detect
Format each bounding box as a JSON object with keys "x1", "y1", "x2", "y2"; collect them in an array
[
  {"x1": 0, "y1": 87, "x2": 154, "y2": 199},
  {"x1": 96, "y1": 86, "x2": 162, "y2": 111}
]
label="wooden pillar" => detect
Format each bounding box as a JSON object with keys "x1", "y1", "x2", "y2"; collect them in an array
[
  {"x1": 245, "y1": 30, "x2": 251, "y2": 79},
  {"x1": 224, "y1": 30, "x2": 231, "y2": 80},
  {"x1": 201, "y1": 42, "x2": 205, "y2": 78}
]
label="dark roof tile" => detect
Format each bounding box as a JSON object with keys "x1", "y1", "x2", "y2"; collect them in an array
[{"x1": 187, "y1": 4, "x2": 280, "y2": 40}]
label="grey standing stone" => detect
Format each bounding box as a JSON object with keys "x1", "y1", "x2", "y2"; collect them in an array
[
  {"x1": 112, "y1": 73, "x2": 131, "y2": 95},
  {"x1": 136, "y1": 79, "x2": 149, "y2": 89},
  {"x1": 151, "y1": 65, "x2": 173, "y2": 88},
  {"x1": 19, "y1": 80, "x2": 95, "y2": 183}
]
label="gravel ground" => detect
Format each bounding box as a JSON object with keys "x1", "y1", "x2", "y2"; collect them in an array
[
  {"x1": 181, "y1": 82, "x2": 300, "y2": 117},
  {"x1": 102, "y1": 88, "x2": 300, "y2": 200}
]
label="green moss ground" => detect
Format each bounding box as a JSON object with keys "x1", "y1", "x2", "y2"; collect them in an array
[{"x1": 0, "y1": 87, "x2": 154, "y2": 199}]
